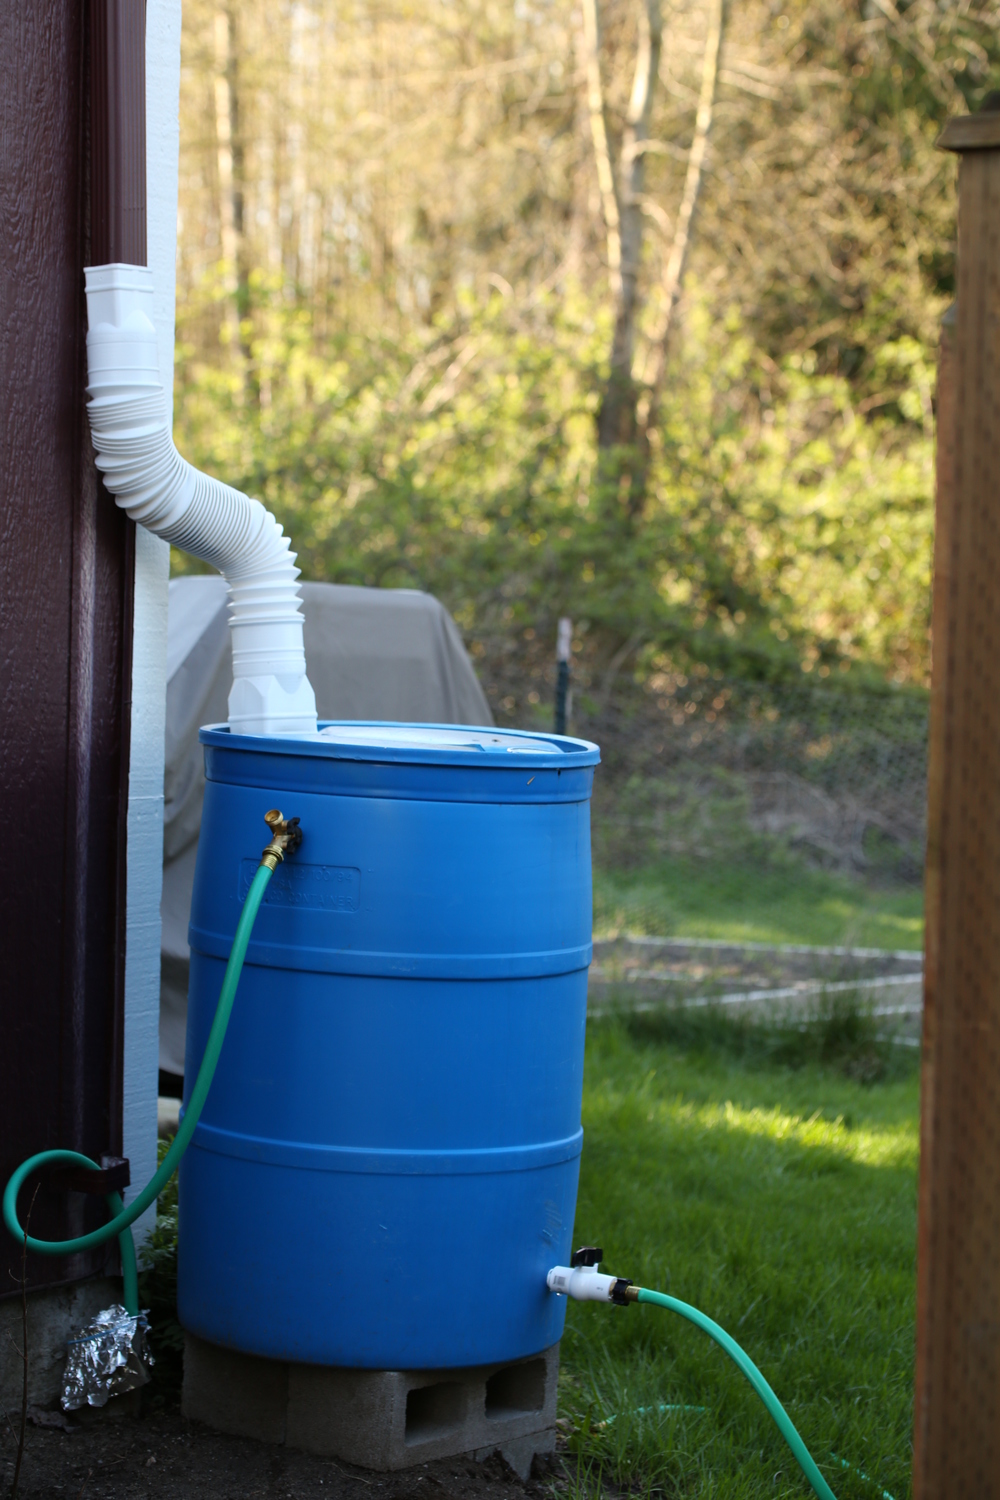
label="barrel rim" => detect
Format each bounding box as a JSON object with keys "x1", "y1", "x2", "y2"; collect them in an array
[
  {"x1": 189, "y1": 925, "x2": 594, "y2": 978},
  {"x1": 185, "y1": 1120, "x2": 585, "y2": 1176},
  {"x1": 199, "y1": 719, "x2": 600, "y2": 768}
]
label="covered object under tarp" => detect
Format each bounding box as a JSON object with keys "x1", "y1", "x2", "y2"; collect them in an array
[{"x1": 161, "y1": 576, "x2": 493, "y2": 1081}]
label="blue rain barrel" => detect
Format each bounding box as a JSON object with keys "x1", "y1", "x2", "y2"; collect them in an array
[{"x1": 178, "y1": 721, "x2": 599, "y2": 1369}]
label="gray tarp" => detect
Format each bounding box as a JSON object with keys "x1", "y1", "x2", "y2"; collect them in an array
[{"x1": 161, "y1": 576, "x2": 493, "y2": 1076}]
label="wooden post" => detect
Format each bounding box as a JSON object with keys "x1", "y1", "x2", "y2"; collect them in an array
[
  {"x1": 914, "y1": 104, "x2": 1000, "y2": 1499},
  {"x1": 0, "y1": 0, "x2": 143, "y2": 1300}
]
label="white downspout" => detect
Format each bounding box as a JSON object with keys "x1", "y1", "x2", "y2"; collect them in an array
[{"x1": 84, "y1": 263, "x2": 317, "y2": 736}]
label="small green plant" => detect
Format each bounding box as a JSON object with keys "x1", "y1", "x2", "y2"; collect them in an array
[{"x1": 136, "y1": 1140, "x2": 183, "y2": 1405}]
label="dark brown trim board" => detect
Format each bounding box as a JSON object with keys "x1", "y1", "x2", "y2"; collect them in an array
[{"x1": 0, "y1": 0, "x2": 144, "y2": 1296}]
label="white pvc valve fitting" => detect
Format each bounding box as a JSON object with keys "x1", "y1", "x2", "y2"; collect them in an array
[{"x1": 547, "y1": 1264, "x2": 620, "y2": 1302}]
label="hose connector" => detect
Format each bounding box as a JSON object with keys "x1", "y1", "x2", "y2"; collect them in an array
[
  {"x1": 547, "y1": 1246, "x2": 633, "y2": 1305},
  {"x1": 260, "y1": 809, "x2": 302, "y2": 871}
]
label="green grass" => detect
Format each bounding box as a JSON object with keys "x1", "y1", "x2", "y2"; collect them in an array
[
  {"x1": 558, "y1": 1009, "x2": 918, "y2": 1498},
  {"x1": 593, "y1": 859, "x2": 924, "y2": 951}
]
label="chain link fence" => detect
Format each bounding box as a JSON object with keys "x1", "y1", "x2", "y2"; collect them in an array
[
  {"x1": 476, "y1": 621, "x2": 929, "y2": 948},
  {"x1": 583, "y1": 674, "x2": 926, "y2": 874},
  {"x1": 580, "y1": 676, "x2": 927, "y2": 948},
  {"x1": 485, "y1": 641, "x2": 928, "y2": 950}
]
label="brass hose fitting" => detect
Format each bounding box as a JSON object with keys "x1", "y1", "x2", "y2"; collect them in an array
[{"x1": 260, "y1": 809, "x2": 303, "y2": 871}]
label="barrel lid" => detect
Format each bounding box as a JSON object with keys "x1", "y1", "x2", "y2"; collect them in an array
[
  {"x1": 318, "y1": 724, "x2": 562, "y2": 754},
  {"x1": 199, "y1": 720, "x2": 600, "y2": 769}
]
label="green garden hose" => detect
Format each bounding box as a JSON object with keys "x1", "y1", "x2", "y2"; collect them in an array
[
  {"x1": 633, "y1": 1286, "x2": 839, "y2": 1500},
  {"x1": 2, "y1": 860, "x2": 276, "y2": 1317}
]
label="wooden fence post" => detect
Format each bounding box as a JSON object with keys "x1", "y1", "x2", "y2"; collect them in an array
[{"x1": 914, "y1": 103, "x2": 1000, "y2": 1500}]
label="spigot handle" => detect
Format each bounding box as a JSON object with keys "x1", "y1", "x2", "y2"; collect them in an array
[
  {"x1": 260, "y1": 810, "x2": 302, "y2": 870},
  {"x1": 571, "y1": 1246, "x2": 604, "y2": 1268}
]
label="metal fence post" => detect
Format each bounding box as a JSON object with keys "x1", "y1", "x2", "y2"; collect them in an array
[
  {"x1": 914, "y1": 102, "x2": 1000, "y2": 1500},
  {"x1": 554, "y1": 618, "x2": 572, "y2": 735}
]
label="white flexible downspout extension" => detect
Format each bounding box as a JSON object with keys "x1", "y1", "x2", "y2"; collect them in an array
[{"x1": 85, "y1": 262, "x2": 317, "y2": 736}]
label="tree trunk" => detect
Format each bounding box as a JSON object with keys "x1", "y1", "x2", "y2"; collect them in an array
[
  {"x1": 214, "y1": 5, "x2": 250, "y2": 370},
  {"x1": 630, "y1": 0, "x2": 724, "y2": 511},
  {"x1": 580, "y1": 0, "x2": 622, "y2": 295},
  {"x1": 596, "y1": 0, "x2": 662, "y2": 455}
]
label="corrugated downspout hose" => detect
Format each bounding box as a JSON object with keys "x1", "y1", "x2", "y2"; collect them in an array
[
  {"x1": 2, "y1": 813, "x2": 297, "y2": 1314},
  {"x1": 84, "y1": 263, "x2": 316, "y2": 735}
]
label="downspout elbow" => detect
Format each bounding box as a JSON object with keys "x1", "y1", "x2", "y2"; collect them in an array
[{"x1": 84, "y1": 263, "x2": 317, "y2": 737}]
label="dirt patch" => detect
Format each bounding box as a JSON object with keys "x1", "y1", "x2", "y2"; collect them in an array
[
  {"x1": 589, "y1": 936, "x2": 923, "y2": 1038},
  {"x1": 2, "y1": 1406, "x2": 559, "y2": 1500}
]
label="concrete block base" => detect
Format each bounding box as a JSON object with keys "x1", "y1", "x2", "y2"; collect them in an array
[{"x1": 182, "y1": 1332, "x2": 558, "y2": 1479}]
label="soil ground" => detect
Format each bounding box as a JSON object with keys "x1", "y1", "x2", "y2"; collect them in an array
[
  {"x1": 588, "y1": 935, "x2": 923, "y2": 1041},
  {"x1": 2, "y1": 1407, "x2": 559, "y2": 1500}
]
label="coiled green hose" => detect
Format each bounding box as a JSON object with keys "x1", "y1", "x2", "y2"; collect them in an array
[
  {"x1": 2, "y1": 863, "x2": 274, "y2": 1316},
  {"x1": 635, "y1": 1286, "x2": 838, "y2": 1500}
]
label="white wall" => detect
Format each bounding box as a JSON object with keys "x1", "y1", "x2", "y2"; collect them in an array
[{"x1": 120, "y1": 0, "x2": 181, "y2": 1240}]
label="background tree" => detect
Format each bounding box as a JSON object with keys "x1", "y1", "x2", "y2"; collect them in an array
[{"x1": 172, "y1": 0, "x2": 1000, "y2": 712}]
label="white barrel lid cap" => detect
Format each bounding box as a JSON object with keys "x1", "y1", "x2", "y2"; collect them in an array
[{"x1": 318, "y1": 723, "x2": 562, "y2": 754}]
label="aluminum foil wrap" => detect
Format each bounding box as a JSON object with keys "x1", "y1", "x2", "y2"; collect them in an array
[{"x1": 61, "y1": 1304, "x2": 154, "y2": 1410}]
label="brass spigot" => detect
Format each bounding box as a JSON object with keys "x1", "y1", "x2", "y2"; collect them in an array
[{"x1": 260, "y1": 809, "x2": 303, "y2": 871}]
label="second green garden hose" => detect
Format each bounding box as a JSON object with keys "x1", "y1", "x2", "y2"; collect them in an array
[{"x1": 632, "y1": 1285, "x2": 839, "y2": 1500}]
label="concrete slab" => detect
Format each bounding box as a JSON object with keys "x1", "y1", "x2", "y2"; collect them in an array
[{"x1": 0, "y1": 1277, "x2": 121, "y2": 1412}]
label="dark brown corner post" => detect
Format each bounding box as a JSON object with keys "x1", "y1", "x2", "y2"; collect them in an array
[
  {"x1": 914, "y1": 101, "x2": 1000, "y2": 1500},
  {"x1": 91, "y1": 0, "x2": 147, "y2": 266},
  {"x1": 0, "y1": 0, "x2": 145, "y2": 1303}
]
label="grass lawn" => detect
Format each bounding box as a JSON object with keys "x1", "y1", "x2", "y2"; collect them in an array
[
  {"x1": 559, "y1": 1009, "x2": 919, "y2": 1498},
  {"x1": 593, "y1": 860, "x2": 924, "y2": 951}
]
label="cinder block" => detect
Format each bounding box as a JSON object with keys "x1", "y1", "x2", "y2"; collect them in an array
[
  {"x1": 285, "y1": 1366, "x2": 408, "y2": 1468},
  {"x1": 493, "y1": 1429, "x2": 556, "y2": 1482},
  {"x1": 183, "y1": 1334, "x2": 558, "y2": 1477},
  {"x1": 182, "y1": 1332, "x2": 288, "y2": 1443}
]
